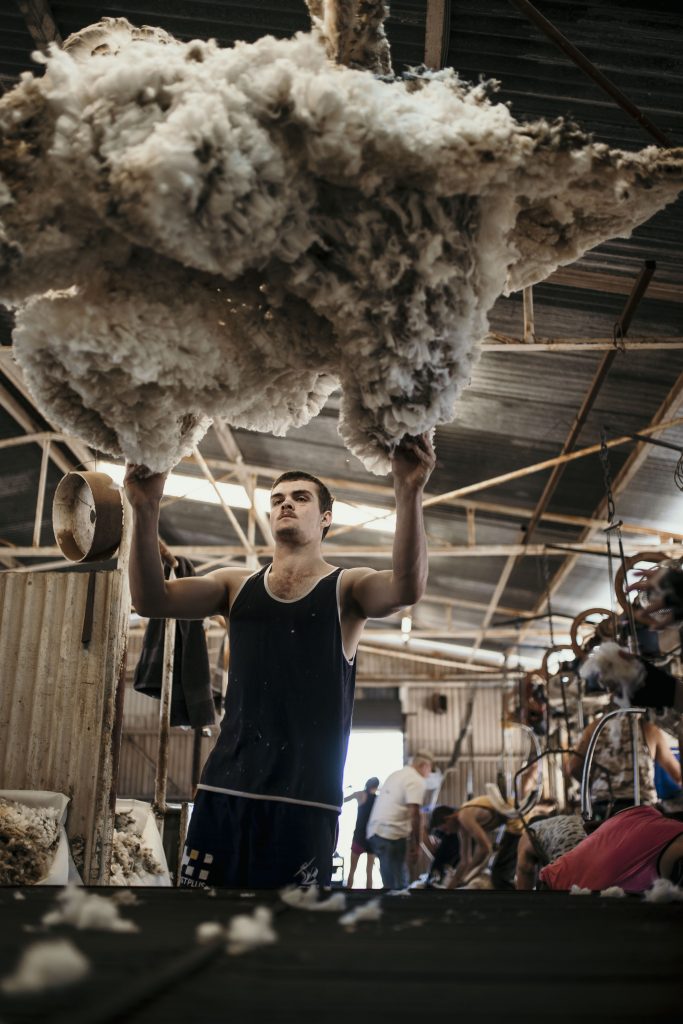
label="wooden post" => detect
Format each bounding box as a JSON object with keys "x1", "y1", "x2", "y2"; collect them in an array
[{"x1": 32, "y1": 439, "x2": 50, "y2": 547}]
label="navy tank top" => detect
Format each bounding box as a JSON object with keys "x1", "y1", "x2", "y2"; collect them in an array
[{"x1": 198, "y1": 565, "x2": 356, "y2": 812}]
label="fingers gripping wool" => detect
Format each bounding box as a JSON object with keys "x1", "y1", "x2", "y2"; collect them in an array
[{"x1": 1, "y1": 20, "x2": 682, "y2": 474}]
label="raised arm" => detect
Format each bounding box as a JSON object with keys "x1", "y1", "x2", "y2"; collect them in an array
[
  {"x1": 125, "y1": 464, "x2": 240, "y2": 620},
  {"x1": 456, "y1": 808, "x2": 495, "y2": 881},
  {"x1": 348, "y1": 433, "x2": 435, "y2": 619},
  {"x1": 651, "y1": 725, "x2": 683, "y2": 786}
]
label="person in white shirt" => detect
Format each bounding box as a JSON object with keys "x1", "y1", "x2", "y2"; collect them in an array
[{"x1": 366, "y1": 753, "x2": 432, "y2": 889}]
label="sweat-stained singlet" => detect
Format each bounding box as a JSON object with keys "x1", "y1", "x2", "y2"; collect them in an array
[{"x1": 197, "y1": 565, "x2": 357, "y2": 812}]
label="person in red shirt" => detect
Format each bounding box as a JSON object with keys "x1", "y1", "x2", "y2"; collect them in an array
[{"x1": 539, "y1": 805, "x2": 683, "y2": 893}]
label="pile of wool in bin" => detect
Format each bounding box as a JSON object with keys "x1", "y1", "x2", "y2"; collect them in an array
[
  {"x1": 1, "y1": 5, "x2": 682, "y2": 473},
  {"x1": 0, "y1": 798, "x2": 60, "y2": 885},
  {"x1": 110, "y1": 809, "x2": 164, "y2": 884}
]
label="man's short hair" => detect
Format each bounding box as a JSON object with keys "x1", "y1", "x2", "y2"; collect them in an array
[
  {"x1": 271, "y1": 470, "x2": 334, "y2": 540},
  {"x1": 430, "y1": 805, "x2": 456, "y2": 833},
  {"x1": 411, "y1": 752, "x2": 433, "y2": 772}
]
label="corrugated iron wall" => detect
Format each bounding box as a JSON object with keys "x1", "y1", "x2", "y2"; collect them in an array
[
  {"x1": 402, "y1": 684, "x2": 507, "y2": 804},
  {"x1": 0, "y1": 568, "x2": 129, "y2": 882}
]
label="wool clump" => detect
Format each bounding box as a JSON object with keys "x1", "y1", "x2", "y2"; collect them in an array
[
  {"x1": 339, "y1": 896, "x2": 382, "y2": 927},
  {"x1": 643, "y1": 877, "x2": 683, "y2": 903},
  {"x1": 280, "y1": 885, "x2": 347, "y2": 911},
  {"x1": 226, "y1": 906, "x2": 277, "y2": 955},
  {"x1": 0, "y1": 798, "x2": 61, "y2": 886},
  {"x1": 42, "y1": 884, "x2": 139, "y2": 932},
  {"x1": 110, "y1": 809, "x2": 165, "y2": 885},
  {"x1": 0, "y1": 939, "x2": 90, "y2": 995},
  {"x1": 1, "y1": 10, "x2": 682, "y2": 473},
  {"x1": 599, "y1": 886, "x2": 626, "y2": 898}
]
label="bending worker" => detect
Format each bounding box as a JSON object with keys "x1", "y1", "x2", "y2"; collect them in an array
[{"x1": 124, "y1": 433, "x2": 435, "y2": 888}]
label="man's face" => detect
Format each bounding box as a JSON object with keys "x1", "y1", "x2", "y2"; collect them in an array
[{"x1": 270, "y1": 479, "x2": 331, "y2": 544}]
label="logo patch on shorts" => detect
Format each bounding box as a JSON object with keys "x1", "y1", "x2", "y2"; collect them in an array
[
  {"x1": 294, "y1": 857, "x2": 318, "y2": 886},
  {"x1": 181, "y1": 847, "x2": 214, "y2": 883}
]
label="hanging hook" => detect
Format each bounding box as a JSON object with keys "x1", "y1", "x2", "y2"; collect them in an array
[{"x1": 612, "y1": 321, "x2": 626, "y2": 354}]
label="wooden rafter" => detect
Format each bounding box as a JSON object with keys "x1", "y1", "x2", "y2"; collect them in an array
[
  {"x1": 191, "y1": 446, "x2": 257, "y2": 565},
  {"x1": 358, "y1": 642, "x2": 502, "y2": 674},
  {"x1": 210, "y1": 419, "x2": 273, "y2": 545},
  {"x1": 424, "y1": 0, "x2": 448, "y2": 69},
  {"x1": 0, "y1": 381, "x2": 74, "y2": 477},
  {"x1": 0, "y1": 357, "x2": 92, "y2": 470},
  {"x1": 545, "y1": 267, "x2": 681, "y2": 303},
  {"x1": 15, "y1": 0, "x2": 62, "y2": 51},
  {"x1": 483, "y1": 336, "x2": 683, "y2": 352},
  {"x1": 367, "y1": 626, "x2": 569, "y2": 641},
  {"x1": 326, "y1": 414, "x2": 683, "y2": 540},
  {"x1": 5, "y1": 539, "x2": 680, "y2": 562},
  {"x1": 466, "y1": 264, "x2": 656, "y2": 659},
  {"x1": 201, "y1": 456, "x2": 683, "y2": 544},
  {"x1": 508, "y1": 0, "x2": 671, "y2": 147},
  {"x1": 421, "y1": 416, "x2": 683, "y2": 510}
]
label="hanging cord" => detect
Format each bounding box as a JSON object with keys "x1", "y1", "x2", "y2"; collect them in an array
[{"x1": 599, "y1": 429, "x2": 640, "y2": 655}]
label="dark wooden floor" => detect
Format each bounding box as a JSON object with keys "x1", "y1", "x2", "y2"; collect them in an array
[{"x1": 0, "y1": 886, "x2": 681, "y2": 1023}]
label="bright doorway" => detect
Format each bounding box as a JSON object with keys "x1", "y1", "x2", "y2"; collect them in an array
[{"x1": 338, "y1": 728, "x2": 404, "y2": 888}]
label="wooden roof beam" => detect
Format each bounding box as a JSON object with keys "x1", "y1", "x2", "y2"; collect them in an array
[
  {"x1": 425, "y1": 0, "x2": 449, "y2": 69},
  {"x1": 483, "y1": 336, "x2": 683, "y2": 351},
  {"x1": 5, "y1": 540, "x2": 681, "y2": 561},
  {"x1": 191, "y1": 445, "x2": 258, "y2": 566},
  {"x1": 15, "y1": 0, "x2": 62, "y2": 51},
  {"x1": 210, "y1": 419, "x2": 273, "y2": 545},
  {"x1": 0, "y1": 356, "x2": 93, "y2": 471},
  {"x1": 508, "y1": 0, "x2": 671, "y2": 146}
]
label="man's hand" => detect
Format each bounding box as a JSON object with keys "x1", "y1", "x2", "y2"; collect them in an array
[
  {"x1": 391, "y1": 432, "x2": 436, "y2": 492},
  {"x1": 123, "y1": 463, "x2": 168, "y2": 508}
]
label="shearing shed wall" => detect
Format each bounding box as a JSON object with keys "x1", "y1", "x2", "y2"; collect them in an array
[{"x1": 0, "y1": 568, "x2": 129, "y2": 882}]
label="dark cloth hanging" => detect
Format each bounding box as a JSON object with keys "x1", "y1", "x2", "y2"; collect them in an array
[{"x1": 133, "y1": 556, "x2": 217, "y2": 728}]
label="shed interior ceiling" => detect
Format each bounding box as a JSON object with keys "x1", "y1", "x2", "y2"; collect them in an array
[{"x1": 1, "y1": 0, "x2": 682, "y2": 673}]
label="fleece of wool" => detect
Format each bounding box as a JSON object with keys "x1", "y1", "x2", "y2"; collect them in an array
[{"x1": 1, "y1": 16, "x2": 681, "y2": 473}]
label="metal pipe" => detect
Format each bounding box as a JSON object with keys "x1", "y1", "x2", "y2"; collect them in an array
[{"x1": 580, "y1": 707, "x2": 646, "y2": 820}]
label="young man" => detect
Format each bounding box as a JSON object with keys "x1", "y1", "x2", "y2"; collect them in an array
[
  {"x1": 124, "y1": 433, "x2": 435, "y2": 888},
  {"x1": 428, "y1": 795, "x2": 523, "y2": 888}
]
